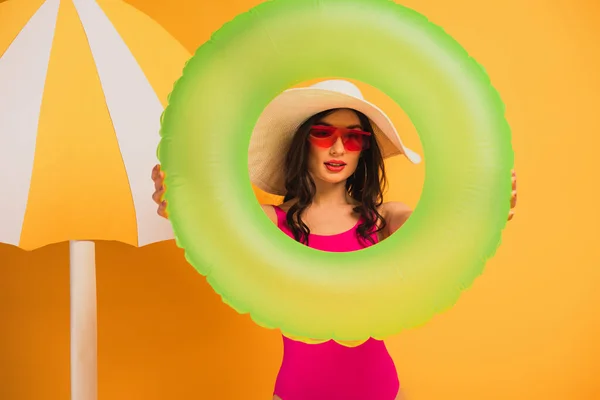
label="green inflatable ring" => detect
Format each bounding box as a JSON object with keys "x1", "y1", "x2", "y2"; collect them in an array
[{"x1": 158, "y1": 0, "x2": 514, "y2": 342}]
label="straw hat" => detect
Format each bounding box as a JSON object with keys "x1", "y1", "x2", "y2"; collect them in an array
[{"x1": 248, "y1": 80, "x2": 422, "y2": 196}]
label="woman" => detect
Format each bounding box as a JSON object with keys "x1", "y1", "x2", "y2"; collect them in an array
[{"x1": 151, "y1": 80, "x2": 517, "y2": 399}]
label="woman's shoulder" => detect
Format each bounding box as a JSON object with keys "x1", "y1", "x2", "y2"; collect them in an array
[
  {"x1": 260, "y1": 204, "x2": 278, "y2": 224},
  {"x1": 260, "y1": 200, "x2": 296, "y2": 224},
  {"x1": 275, "y1": 199, "x2": 296, "y2": 213},
  {"x1": 378, "y1": 201, "x2": 412, "y2": 217},
  {"x1": 377, "y1": 201, "x2": 412, "y2": 226},
  {"x1": 377, "y1": 201, "x2": 413, "y2": 238}
]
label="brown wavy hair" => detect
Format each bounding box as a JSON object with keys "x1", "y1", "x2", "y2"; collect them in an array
[{"x1": 282, "y1": 108, "x2": 388, "y2": 246}]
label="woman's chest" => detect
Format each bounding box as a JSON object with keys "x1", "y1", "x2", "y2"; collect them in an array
[{"x1": 301, "y1": 208, "x2": 360, "y2": 236}]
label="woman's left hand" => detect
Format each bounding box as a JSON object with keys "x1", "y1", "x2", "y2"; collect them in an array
[{"x1": 508, "y1": 169, "x2": 517, "y2": 221}]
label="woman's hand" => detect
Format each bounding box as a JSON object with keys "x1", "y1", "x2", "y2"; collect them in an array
[
  {"x1": 151, "y1": 164, "x2": 168, "y2": 219},
  {"x1": 508, "y1": 169, "x2": 517, "y2": 221}
]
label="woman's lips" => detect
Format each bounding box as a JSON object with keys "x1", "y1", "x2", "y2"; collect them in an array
[{"x1": 324, "y1": 160, "x2": 346, "y2": 172}]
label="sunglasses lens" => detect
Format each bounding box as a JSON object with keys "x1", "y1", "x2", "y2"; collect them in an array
[
  {"x1": 343, "y1": 133, "x2": 369, "y2": 151},
  {"x1": 309, "y1": 127, "x2": 336, "y2": 148},
  {"x1": 310, "y1": 128, "x2": 333, "y2": 138},
  {"x1": 308, "y1": 126, "x2": 370, "y2": 150},
  {"x1": 343, "y1": 136, "x2": 360, "y2": 151}
]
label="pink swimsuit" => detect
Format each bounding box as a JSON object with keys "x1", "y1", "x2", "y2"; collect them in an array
[{"x1": 271, "y1": 205, "x2": 400, "y2": 400}]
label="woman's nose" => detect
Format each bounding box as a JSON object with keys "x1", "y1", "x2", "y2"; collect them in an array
[{"x1": 330, "y1": 137, "x2": 345, "y2": 154}]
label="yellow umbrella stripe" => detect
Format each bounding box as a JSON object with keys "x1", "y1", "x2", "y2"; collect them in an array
[
  {"x1": 97, "y1": 0, "x2": 190, "y2": 109},
  {"x1": 0, "y1": 0, "x2": 60, "y2": 249},
  {"x1": 21, "y1": 0, "x2": 137, "y2": 250}
]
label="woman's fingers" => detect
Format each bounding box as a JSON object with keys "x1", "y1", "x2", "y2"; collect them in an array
[
  {"x1": 511, "y1": 169, "x2": 517, "y2": 190},
  {"x1": 509, "y1": 169, "x2": 517, "y2": 219},
  {"x1": 154, "y1": 172, "x2": 165, "y2": 191},
  {"x1": 151, "y1": 164, "x2": 160, "y2": 180},
  {"x1": 508, "y1": 170, "x2": 517, "y2": 221},
  {"x1": 152, "y1": 164, "x2": 165, "y2": 191},
  {"x1": 152, "y1": 186, "x2": 165, "y2": 205},
  {"x1": 157, "y1": 200, "x2": 168, "y2": 218},
  {"x1": 152, "y1": 164, "x2": 169, "y2": 218}
]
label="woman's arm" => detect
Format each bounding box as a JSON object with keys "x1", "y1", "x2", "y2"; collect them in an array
[
  {"x1": 380, "y1": 201, "x2": 413, "y2": 238},
  {"x1": 261, "y1": 204, "x2": 278, "y2": 224},
  {"x1": 396, "y1": 388, "x2": 407, "y2": 399}
]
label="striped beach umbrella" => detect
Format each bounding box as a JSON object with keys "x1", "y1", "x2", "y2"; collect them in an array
[{"x1": 0, "y1": 0, "x2": 190, "y2": 398}]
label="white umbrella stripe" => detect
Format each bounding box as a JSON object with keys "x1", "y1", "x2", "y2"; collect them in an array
[
  {"x1": 73, "y1": 0, "x2": 173, "y2": 246},
  {"x1": 0, "y1": 0, "x2": 60, "y2": 246}
]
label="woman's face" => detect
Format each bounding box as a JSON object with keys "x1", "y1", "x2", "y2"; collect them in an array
[{"x1": 306, "y1": 109, "x2": 367, "y2": 186}]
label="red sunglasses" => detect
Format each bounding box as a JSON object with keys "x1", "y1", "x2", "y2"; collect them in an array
[{"x1": 308, "y1": 125, "x2": 371, "y2": 151}]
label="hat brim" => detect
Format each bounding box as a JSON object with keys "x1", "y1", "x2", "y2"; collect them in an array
[{"x1": 248, "y1": 88, "x2": 421, "y2": 196}]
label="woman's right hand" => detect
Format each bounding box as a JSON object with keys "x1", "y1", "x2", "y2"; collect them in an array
[{"x1": 151, "y1": 164, "x2": 168, "y2": 219}]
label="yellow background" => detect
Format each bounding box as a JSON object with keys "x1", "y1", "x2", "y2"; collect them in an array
[{"x1": 1, "y1": 0, "x2": 599, "y2": 399}]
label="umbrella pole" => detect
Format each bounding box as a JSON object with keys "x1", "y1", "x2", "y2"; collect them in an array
[{"x1": 69, "y1": 240, "x2": 98, "y2": 400}]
